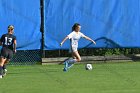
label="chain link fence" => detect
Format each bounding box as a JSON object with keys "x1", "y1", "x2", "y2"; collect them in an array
[{"x1": 10, "y1": 50, "x2": 41, "y2": 65}]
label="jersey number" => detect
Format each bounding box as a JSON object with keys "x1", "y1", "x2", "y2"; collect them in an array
[{"x1": 5, "y1": 37, "x2": 13, "y2": 45}]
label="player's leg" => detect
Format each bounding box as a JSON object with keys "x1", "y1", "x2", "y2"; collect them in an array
[
  {"x1": 71, "y1": 51, "x2": 81, "y2": 62},
  {"x1": 63, "y1": 46, "x2": 81, "y2": 70},
  {"x1": 67, "y1": 53, "x2": 76, "y2": 68},
  {"x1": 63, "y1": 61, "x2": 68, "y2": 71},
  {"x1": 66, "y1": 51, "x2": 81, "y2": 69},
  {"x1": 67, "y1": 46, "x2": 80, "y2": 63},
  {"x1": 3, "y1": 59, "x2": 9, "y2": 70},
  {"x1": 72, "y1": 52, "x2": 76, "y2": 59},
  {"x1": 63, "y1": 47, "x2": 75, "y2": 71},
  {"x1": 2, "y1": 49, "x2": 13, "y2": 76},
  {"x1": 2, "y1": 59, "x2": 10, "y2": 76},
  {"x1": 0, "y1": 57, "x2": 6, "y2": 78},
  {"x1": 3, "y1": 63, "x2": 7, "y2": 72},
  {"x1": 0, "y1": 48, "x2": 8, "y2": 78},
  {"x1": 63, "y1": 47, "x2": 72, "y2": 71}
]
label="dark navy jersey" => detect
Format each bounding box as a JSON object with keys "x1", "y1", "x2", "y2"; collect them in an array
[{"x1": 0, "y1": 33, "x2": 16, "y2": 50}]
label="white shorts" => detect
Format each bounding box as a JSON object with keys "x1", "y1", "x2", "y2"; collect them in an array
[{"x1": 69, "y1": 46, "x2": 78, "y2": 53}]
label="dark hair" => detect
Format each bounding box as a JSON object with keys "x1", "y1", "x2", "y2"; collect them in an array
[{"x1": 72, "y1": 23, "x2": 80, "y2": 31}]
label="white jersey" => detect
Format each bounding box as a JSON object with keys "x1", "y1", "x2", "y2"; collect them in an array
[{"x1": 67, "y1": 31, "x2": 85, "y2": 52}]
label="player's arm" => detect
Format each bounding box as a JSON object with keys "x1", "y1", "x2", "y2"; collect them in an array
[
  {"x1": 83, "y1": 36, "x2": 96, "y2": 45},
  {"x1": 60, "y1": 36, "x2": 69, "y2": 46},
  {"x1": 13, "y1": 39, "x2": 17, "y2": 53}
]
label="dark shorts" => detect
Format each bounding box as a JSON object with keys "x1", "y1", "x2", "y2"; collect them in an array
[{"x1": 0, "y1": 47, "x2": 13, "y2": 59}]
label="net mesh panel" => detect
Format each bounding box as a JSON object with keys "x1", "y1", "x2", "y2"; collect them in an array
[{"x1": 10, "y1": 50, "x2": 41, "y2": 65}]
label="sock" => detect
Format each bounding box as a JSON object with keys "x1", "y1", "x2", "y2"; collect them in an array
[
  {"x1": 67, "y1": 59, "x2": 76, "y2": 64},
  {"x1": 3, "y1": 65, "x2": 6, "y2": 70},
  {"x1": 0, "y1": 66, "x2": 3, "y2": 75}
]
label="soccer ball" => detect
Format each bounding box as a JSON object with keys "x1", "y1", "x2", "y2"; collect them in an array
[{"x1": 85, "y1": 64, "x2": 93, "y2": 70}]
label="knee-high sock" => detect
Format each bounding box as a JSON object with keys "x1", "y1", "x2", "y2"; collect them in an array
[
  {"x1": 0, "y1": 66, "x2": 3, "y2": 75},
  {"x1": 3, "y1": 64, "x2": 6, "y2": 70},
  {"x1": 67, "y1": 59, "x2": 76, "y2": 64}
]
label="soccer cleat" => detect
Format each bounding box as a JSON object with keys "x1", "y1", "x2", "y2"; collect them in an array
[
  {"x1": 63, "y1": 61, "x2": 68, "y2": 72},
  {"x1": 63, "y1": 68, "x2": 67, "y2": 72},
  {"x1": 2, "y1": 69, "x2": 7, "y2": 77},
  {"x1": 4, "y1": 69, "x2": 7, "y2": 72},
  {"x1": 0, "y1": 75, "x2": 2, "y2": 79}
]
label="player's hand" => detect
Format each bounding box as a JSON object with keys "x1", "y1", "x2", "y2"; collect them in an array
[
  {"x1": 92, "y1": 41, "x2": 96, "y2": 45},
  {"x1": 60, "y1": 43, "x2": 63, "y2": 47}
]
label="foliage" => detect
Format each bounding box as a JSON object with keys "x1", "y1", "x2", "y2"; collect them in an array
[{"x1": 45, "y1": 48, "x2": 140, "y2": 57}]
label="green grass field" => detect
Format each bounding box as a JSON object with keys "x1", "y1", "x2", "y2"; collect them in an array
[{"x1": 0, "y1": 62, "x2": 140, "y2": 93}]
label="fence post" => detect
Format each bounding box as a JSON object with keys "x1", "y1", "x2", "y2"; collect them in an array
[{"x1": 40, "y1": 0, "x2": 45, "y2": 58}]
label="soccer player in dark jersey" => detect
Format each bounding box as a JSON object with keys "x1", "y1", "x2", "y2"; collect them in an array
[{"x1": 0, "y1": 25, "x2": 17, "y2": 78}]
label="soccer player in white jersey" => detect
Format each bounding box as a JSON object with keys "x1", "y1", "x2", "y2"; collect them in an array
[{"x1": 60, "y1": 23, "x2": 96, "y2": 71}]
